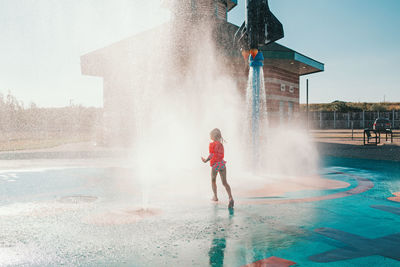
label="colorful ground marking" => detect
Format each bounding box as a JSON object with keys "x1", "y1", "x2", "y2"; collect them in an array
[
  {"x1": 371, "y1": 205, "x2": 400, "y2": 216},
  {"x1": 309, "y1": 206, "x2": 400, "y2": 263},
  {"x1": 242, "y1": 256, "x2": 296, "y2": 267},
  {"x1": 388, "y1": 192, "x2": 400, "y2": 202},
  {"x1": 309, "y1": 227, "x2": 400, "y2": 262},
  {"x1": 241, "y1": 172, "x2": 373, "y2": 205}
]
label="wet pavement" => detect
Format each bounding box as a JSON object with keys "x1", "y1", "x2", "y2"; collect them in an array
[{"x1": 0, "y1": 157, "x2": 399, "y2": 266}]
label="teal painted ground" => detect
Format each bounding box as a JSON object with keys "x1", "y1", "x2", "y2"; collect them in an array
[{"x1": 0, "y1": 157, "x2": 399, "y2": 266}]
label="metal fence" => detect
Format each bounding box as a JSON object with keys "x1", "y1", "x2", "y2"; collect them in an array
[{"x1": 303, "y1": 110, "x2": 400, "y2": 129}]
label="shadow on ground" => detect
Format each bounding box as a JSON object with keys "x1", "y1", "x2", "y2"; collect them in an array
[{"x1": 317, "y1": 142, "x2": 400, "y2": 162}]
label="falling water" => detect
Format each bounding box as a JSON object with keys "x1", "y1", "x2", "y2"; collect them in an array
[{"x1": 246, "y1": 63, "x2": 267, "y2": 168}]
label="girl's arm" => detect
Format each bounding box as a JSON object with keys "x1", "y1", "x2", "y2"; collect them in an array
[
  {"x1": 201, "y1": 154, "x2": 213, "y2": 163},
  {"x1": 202, "y1": 142, "x2": 214, "y2": 163}
]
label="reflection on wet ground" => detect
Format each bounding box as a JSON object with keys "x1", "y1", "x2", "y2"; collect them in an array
[{"x1": 0, "y1": 157, "x2": 399, "y2": 266}]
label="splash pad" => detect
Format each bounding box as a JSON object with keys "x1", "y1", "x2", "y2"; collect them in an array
[
  {"x1": 1, "y1": 0, "x2": 397, "y2": 266},
  {"x1": 0, "y1": 158, "x2": 399, "y2": 266}
]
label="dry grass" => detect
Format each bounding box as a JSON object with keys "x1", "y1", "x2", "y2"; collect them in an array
[
  {"x1": 0, "y1": 132, "x2": 93, "y2": 151},
  {"x1": 301, "y1": 102, "x2": 400, "y2": 112}
]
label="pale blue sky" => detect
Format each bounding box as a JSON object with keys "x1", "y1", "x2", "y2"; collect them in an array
[{"x1": 0, "y1": 0, "x2": 399, "y2": 107}]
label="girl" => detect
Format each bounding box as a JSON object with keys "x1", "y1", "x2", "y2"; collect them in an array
[{"x1": 202, "y1": 128, "x2": 234, "y2": 208}]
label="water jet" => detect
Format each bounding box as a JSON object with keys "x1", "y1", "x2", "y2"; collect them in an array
[{"x1": 234, "y1": 0, "x2": 284, "y2": 166}]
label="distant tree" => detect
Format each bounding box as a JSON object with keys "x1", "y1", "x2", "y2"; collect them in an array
[
  {"x1": 361, "y1": 102, "x2": 368, "y2": 111},
  {"x1": 369, "y1": 103, "x2": 387, "y2": 112},
  {"x1": 0, "y1": 90, "x2": 103, "y2": 135},
  {"x1": 331, "y1": 101, "x2": 349, "y2": 112},
  {"x1": 346, "y1": 103, "x2": 363, "y2": 112},
  {"x1": 301, "y1": 102, "x2": 400, "y2": 112}
]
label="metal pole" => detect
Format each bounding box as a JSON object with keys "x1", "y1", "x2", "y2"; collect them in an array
[
  {"x1": 348, "y1": 112, "x2": 350, "y2": 128},
  {"x1": 363, "y1": 130, "x2": 365, "y2": 145},
  {"x1": 334, "y1": 111, "x2": 336, "y2": 129},
  {"x1": 393, "y1": 109, "x2": 395, "y2": 129},
  {"x1": 362, "y1": 110, "x2": 365, "y2": 128},
  {"x1": 320, "y1": 111, "x2": 322, "y2": 129},
  {"x1": 352, "y1": 121, "x2": 354, "y2": 140},
  {"x1": 306, "y1": 79, "x2": 309, "y2": 130}
]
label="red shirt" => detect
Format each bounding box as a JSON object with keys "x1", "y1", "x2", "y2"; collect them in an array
[{"x1": 209, "y1": 141, "x2": 224, "y2": 166}]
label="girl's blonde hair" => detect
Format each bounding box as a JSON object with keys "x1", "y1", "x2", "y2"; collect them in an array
[{"x1": 210, "y1": 128, "x2": 225, "y2": 143}]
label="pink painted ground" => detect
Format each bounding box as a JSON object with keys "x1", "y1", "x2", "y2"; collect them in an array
[
  {"x1": 236, "y1": 175, "x2": 350, "y2": 198},
  {"x1": 238, "y1": 172, "x2": 373, "y2": 205},
  {"x1": 388, "y1": 192, "x2": 400, "y2": 202},
  {"x1": 243, "y1": 256, "x2": 296, "y2": 267}
]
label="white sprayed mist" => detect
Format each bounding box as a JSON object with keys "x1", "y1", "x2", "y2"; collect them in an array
[
  {"x1": 125, "y1": 25, "x2": 246, "y2": 206},
  {"x1": 109, "y1": 12, "x2": 320, "y2": 206}
]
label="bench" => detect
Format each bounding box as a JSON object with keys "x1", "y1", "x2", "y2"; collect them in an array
[
  {"x1": 364, "y1": 129, "x2": 379, "y2": 145},
  {"x1": 364, "y1": 128, "x2": 394, "y2": 145},
  {"x1": 382, "y1": 129, "x2": 393, "y2": 142}
]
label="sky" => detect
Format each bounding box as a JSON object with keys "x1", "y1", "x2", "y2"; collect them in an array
[{"x1": 0, "y1": 0, "x2": 399, "y2": 107}]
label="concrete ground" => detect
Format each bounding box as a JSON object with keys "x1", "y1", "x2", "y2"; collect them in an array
[
  {"x1": 1, "y1": 149, "x2": 398, "y2": 266},
  {"x1": 0, "y1": 133, "x2": 398, "y2": 265},
  {"x1": 312, "y1": 129, "x2": 400, "y2": 162},
  {"x1": 0, "y1": 142, "x2": 127, "y2": 170}
]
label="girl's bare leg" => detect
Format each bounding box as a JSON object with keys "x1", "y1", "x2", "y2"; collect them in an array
[
  {"x1": 211, "y1": 168, "x2": 218, "y2": 201},
  {"x1": 219, "y1": 168, "x2": 233, "y2": 201}
]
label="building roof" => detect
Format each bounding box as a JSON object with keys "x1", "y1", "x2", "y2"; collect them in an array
[
  {"x1": 260, "y1": 42, "x2": 324, "y2": 76},
  {"x1": 161, "y1": 0, "x2": 237, "y2": 12},
  {"x1": 80, "y1": 21, "x2": 241, "y2": 78},
  {"x1": 81, "y1": 25, "x2": 168, "y2": 77},
  {"x1": 81, "y1": 22, "x2": 324, "y2": 78}
]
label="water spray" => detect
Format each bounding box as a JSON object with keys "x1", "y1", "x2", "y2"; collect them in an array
[
  {"x1": 248, "y1": 49, "x2": 264, "y2": 165},
  {"x1": 234, "y1": 0, "x2": 284, "y2": 167}
]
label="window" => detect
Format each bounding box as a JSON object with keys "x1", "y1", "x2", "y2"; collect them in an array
[
  {"x1": 280, "y1": 84, "x2": 286, "y2": 92},
  {"x1": 289, "y1": 85, "x2": 294, "y2": 93}
]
